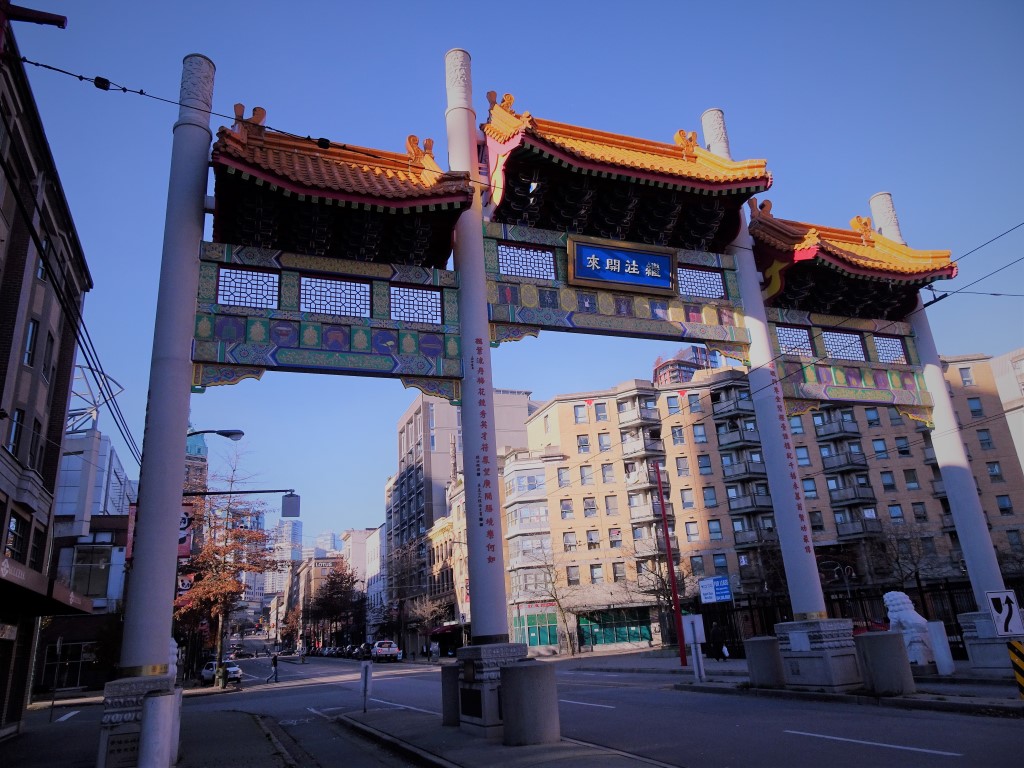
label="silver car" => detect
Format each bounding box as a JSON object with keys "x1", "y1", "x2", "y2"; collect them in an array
[{"x1": 200, "y1": 661, "x2": 242, "y2": 684}]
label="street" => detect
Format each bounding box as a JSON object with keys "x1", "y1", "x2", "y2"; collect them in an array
[{"x1": 7, "y1": 654, "x2": 1020, "y2": 767}]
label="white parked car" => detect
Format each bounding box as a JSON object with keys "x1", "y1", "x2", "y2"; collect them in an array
[
  {"x1": 369, "y1": 640, "x2": 400, "y2": 662},
  {"x1": 200, "y1": 661, "x2": 242, "y2": 684}
]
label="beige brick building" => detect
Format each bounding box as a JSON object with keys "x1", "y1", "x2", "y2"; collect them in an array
[{"x1": 495, "y1": 354, "x2": 1024, "y2": 655}]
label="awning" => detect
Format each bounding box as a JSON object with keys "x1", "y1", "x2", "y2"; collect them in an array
[{"x1": 429, "y1": 624, "x2": 463, "y2": 636}]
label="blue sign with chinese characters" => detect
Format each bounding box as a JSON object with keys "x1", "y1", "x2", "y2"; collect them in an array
[{"x1": 568, "y1": 236, "x2": 677, "y2": 296}]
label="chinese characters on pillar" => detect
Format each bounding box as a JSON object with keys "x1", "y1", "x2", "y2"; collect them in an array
[
  {"x1": 768, "y1": 362, "x2": 812, "y2": 554},
  {"x1": 473, "y1": 337, "x2": 498, "y2": 565}
]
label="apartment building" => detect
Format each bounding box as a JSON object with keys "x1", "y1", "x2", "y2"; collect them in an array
[
  {"x1": 0, "y1": 25, "x2": 93, "y2": 737},
  {"x1": 501, "y1": 357, "x2": 1024, "y2": 655}
]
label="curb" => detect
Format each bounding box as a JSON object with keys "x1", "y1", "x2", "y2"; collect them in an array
[
  {"x1": 253, "y1": 714, "x2": 300, "y2": 768},
  {"x1": 338, "y1": 714, "x2": 459, "y2": 768}
]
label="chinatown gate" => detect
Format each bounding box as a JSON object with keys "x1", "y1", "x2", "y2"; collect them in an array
[{"x1": 101, "y1": 51, "x2": 1010, "y2": 763}]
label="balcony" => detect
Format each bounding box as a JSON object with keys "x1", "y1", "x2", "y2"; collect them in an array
[
  {"x1": 712, "y1": 396, "x2": 755, "y2": 419},
  {"x1": 923, "y1": 447, "x2": 937, "y2": 465},
  {"x1": 734, "y1": 528, "x2": 779, "y2": 548},
  {"x1": 723, "y1": 460, "x2": 767, "y2": 481},
  {"x1": 621, "y1": 437, "x2": 665, "y2": 457},
  {"x1": 941, "y1": 514, "x2": 956, "y2": 530},
  {"x1": 822, "y1": 451, "x2": 868, "y2": 473},
  {"x1": 718, "y1": 428, "x2": 761, "y2": 448},
  {"x1": 633, "y1": 535, "x2": 676, "y2": 558},
  {"x1": 728, "y1": 493, "x2": 774, "y2": 514},
  {"x1": 617, "y1": 405, "x2": 659, "y2": 428},
  {"x1": 624, "y1": 466, "x2": 669, "y2": 489},
  {"x1": 814, "y1": 420, "x2": 861, "y2": 439},
  {"x1": 505, "y1": 516, "x2": 551, "y2": 537},
  {"x1": 931, "y1": 479, "x2": 946, "y2": 497},
  {"x1": 508, "y1": 550, "x2": 552, "y2": 571},
  {"x1": 628, "y1": 502, "x2": 674, "y2": 524},
  {"x1": 738, "y1": 563, "x2": 764, "y2": 583},
  {"x1": 836, "y1": 519, "x2": 883, "y2": 537},
  {"x1": 828, "y1": 485, "x2": 877, "y2": 506}
]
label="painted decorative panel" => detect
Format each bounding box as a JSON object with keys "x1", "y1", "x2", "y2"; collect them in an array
[{"x1": 193, "y1": 242, "x2": 462, "y2": 391}]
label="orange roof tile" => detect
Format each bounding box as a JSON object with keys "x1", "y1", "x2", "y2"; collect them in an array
[
  {"x1": 212, "y1": 104, "x2": 473, "y2": 205},
  {"x1": 483, "y1": 92, "x2": 771, "y2": 189},
  {"x1": 747, "y1": 199, "x2": 956, "y2": 281}
]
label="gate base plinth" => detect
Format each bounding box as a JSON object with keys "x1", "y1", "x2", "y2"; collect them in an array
[
  {"x1": 454, "y1": 643, "x2": 528, "y2": 740},
  {"x1": 775, "y1": 619, "x2": 862, "y2": 693}
]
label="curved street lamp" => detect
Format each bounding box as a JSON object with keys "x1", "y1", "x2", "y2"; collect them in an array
[{"x1": 187, "y1": 428, "x2": 244, "y2": 441}]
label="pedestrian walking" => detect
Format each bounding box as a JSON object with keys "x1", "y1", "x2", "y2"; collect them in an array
[
  {"x1": 266, "y1": 652, "x2": 279, "y2": 683},
  {"x1": 709, "y1": 622, "x2": 726, "y2": 662}
]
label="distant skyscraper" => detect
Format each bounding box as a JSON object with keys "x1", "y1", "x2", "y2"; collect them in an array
[
  {"x1": 265, "y1": 519, "x2": 303, "y2": 594},
  {"x1": 315, "y1": 530, "x2": 337, "y2": 552}
]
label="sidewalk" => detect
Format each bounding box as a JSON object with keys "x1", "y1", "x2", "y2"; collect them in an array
[{"x1": 10, "y1": 649, "x2": 1021, "y2": 768}]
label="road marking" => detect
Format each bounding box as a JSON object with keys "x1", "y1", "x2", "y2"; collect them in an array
[
  {"x1": 307, "y1": 707, "x2": 332, "y2": 720},
  {"x1": 277, "y1": 717, "x2": 312, "y2": 726},
  {"x1": 784, "y1": 730, "x2": 962, "y2": 756},
  {"x1": 55, "y1": 710, "x2": 79, "y2": 722},
  {"x1": 559, "y1": 699, "x2": 615, "y2": 709},
  {"x1": 369, "y1": 698, "x2": 439, "y2": 715}
]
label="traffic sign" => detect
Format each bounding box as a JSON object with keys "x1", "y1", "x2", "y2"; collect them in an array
[{"x1": 986, "y1": 590, "x2": 1024, "y2": 637}]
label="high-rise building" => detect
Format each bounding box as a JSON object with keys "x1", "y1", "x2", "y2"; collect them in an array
[
  {"x1": 265, "y1": 519, "x2": 303, "y2": 594},
  {"x1": 499, "y1": 360, "x2": 1024, "y2": 655}
]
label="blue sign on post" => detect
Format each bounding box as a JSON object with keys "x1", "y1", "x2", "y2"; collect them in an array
[{"x1": 699, "y1": 576, "x2": 733, "y2": 604}]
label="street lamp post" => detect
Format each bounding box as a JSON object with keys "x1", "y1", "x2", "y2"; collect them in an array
[{"x1": 187, "y1": 429, "x2": 244, "y2": 441}]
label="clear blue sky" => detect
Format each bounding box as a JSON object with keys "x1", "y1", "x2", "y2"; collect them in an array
[{"x1": 16, "y1": 1, "x2": 1023, "y2": 542}]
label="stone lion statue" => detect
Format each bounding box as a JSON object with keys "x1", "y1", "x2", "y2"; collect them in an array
[{"x1": 883, "y1": 591, "x2": 934, "y2": 665}]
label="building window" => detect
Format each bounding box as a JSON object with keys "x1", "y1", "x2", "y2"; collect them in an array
[
  {"x1": 967, "y1": 397, "x2": 983, "y2": 418},
  {"x1": 5, "y1": 408, "x2": 25, "y2": 457},
  {"x1": 557, "y1": 467, "x2": 570, "y2": 488},
  {"x1": 594, "y1": 402, "x2": 608, "y2": 421},
  {"x1": 583, "y1": 497, "x2": 598, "y2": 517},
  {"x1": 590, "y1": 564, "x2": 604, "y2": 583},
  {"x1": 713, "y1": 553, "x2": 728, "y2": 576},
  {"x1": 23, "y1": 318, "x2": 39, "y2": 366},
  {"x1": 887, "y1": 407, "x2": 904, "y2": 426},
  {"x1": 577, "y1": 435, "x2": 590, "y2": 454},
  {"x1": 795, "y1": 446, "x2": 811, "y2": 466},
  {"x1": 632, "y1": 525, "x2": 647, "y2": 540},
  {"x1": 697, "y1": 455, "x2": 713, "y2": 475},
  {"x1": 1008, "y1": 531, "x2": 1024, "y2": 553},
  {"x1": 5, "y1": 513, "x2": 29, "y2": 562},
  {"x1": 693, "y1": 424, "x2": 707, "y2": 443},
  {"x1": 676, "y1": 456, "x2": 690, "y2": 477},
  {"x1": 666, "y1": 395, "x2": 680, "y2": 415},
  {"x1": 671, "y1": 426, "x2": 685, "y2": 445},
  {"x1": 977, "y1": 429, "x2": 994, "y2": 450},
  {"x1": 997, "y1": 495, "x2": 1013, "y2": 515},
  {"x1": 819, "y1": 444, "x2": 834, "y2": 459},
  {"x1": 958, "y1": 367, "x2": 974, "y2": 386},
  {"x1": 685, "y1": 521, "x2": 699, "y2": 542},
  {"x1": 865, "y1": 407, "x2": 880, "y2": 427},
  {"x1": 690, "y1": 555, "x2": 705, "y2": 577},
  {"x1": 881, "y1": 471, "x2": 896, "y2": 492},
  {"x1": 612, "y1": 562, "x2": 627, "y2": 582},
  {"x1": 802, "y1": 478, "x2": 818, "y2": 499},
  {"x1": 29, "y1": 527, "x2": 44, "y2": 569},
  {"x1": 895, "y1": 437, "x2": 911, "y2": 456},
  {"x1": 703, "y1": 487, "x2": 719, "y2": 508},
  {"x1": 562, "y1": 532, "x2": 577, "y2": 552},
  {"x1": 580, "y1": 466, "x2": 595, "y2": 486},
  {"x1": 574, "y1": 404, "x2": 588, "y2": 424},
  {"x1": 41, "y1": 333, "x2": 54, "y2": 382},
  {"x1": 788, "y1": 415, "x2": 804, "y2": 435},
  {"x1": 822, "y1": 329, "x2": 866, "y2": 361},
  {"x1": 601, "y1": 464, "x2": 615, "y2": 483},
  {"x1": 609, "y1": 527, "x2": 623, "y2": 548},
  {"x1": 903, "y1": 469, "x2": 920, "y2": 490},
  {"x1": 688, "y1": 394, "x2": 703, "y2": 413},
  {"x1": 872, "y1": 439, "x2": 888, "y2": 459},
  {"x1": 592, "y1": 433, "x2": 609, "y2": 453},
  {"x1": 28, "y1": 419, "x2": 42, "y2": 470},
  {"x1": 776, "y1": 325, "x2": 812, "y2": 356},
  {"x1": 987, "y1": 462, "x2": 1004, "y2": 482},
  {"x1": 560, "y1": 499, "x2": 574, "y2": 519},
  {"x1": 681, "y1": 489, "x2": 695, "y2": 509},
  {"x1": 708, "y1": 519, "x2": 723, "y2": 541},
  {"x1": 809, "y1": 510, "x2": 824, "y2": 531},
  {"x1": 888, "y1": 504, "x2": 905, "y2": 523},
  {"x1": 567, "y1": 566, "x2": 580, "y2": 586},
  {"x1": 912, "y1": 502, "x2": 928, "y2": 521},
  {"x1": 874, "y1": 335, "x2": 907, "y2": 364}
]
